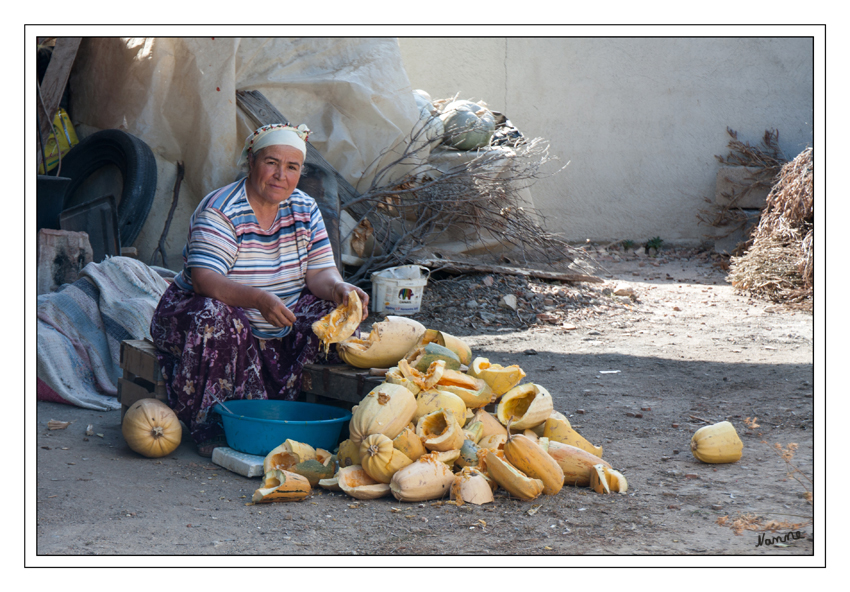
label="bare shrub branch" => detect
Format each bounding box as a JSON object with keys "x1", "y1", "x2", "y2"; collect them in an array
[{"x1": 339, "y1": 114, "x2": 595, "y2": 286}]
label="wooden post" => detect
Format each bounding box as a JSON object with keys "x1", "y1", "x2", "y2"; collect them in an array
[{"x1": 36, "y1": 38, "x2": 82, "y2": 169}]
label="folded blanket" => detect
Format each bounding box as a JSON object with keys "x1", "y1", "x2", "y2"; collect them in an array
[{"x1": 37, "y1": 257, "x2": 169, "y2": 411}]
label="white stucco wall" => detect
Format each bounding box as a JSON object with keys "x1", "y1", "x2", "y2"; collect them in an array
[{"x1": 398, "y1": 38, "x2": 814, "y2": 246}]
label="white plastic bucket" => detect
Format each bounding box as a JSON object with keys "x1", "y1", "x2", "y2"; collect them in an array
[{"x1": 370, "y1": 265, "x2": 431, "y2": 315}]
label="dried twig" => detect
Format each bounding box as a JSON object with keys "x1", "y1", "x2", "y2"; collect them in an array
[
  {"x1": 339, "y1": 114, "x2": 592, "y2": 285},
  {"x1": 697, "y1": 127, "x2": 786, "y2": 236}
]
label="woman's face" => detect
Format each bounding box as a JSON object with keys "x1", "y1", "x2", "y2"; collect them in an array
[{"x1": 247, "y1": 144, "x2": 304, "y2": 206}]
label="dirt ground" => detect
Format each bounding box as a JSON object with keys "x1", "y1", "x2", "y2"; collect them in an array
[{"x1": 33, "y1": 246, "x2": 816, "y2": 563}]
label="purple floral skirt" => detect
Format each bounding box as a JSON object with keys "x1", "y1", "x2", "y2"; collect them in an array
[{"x1": 149, "y1": 283, "x2": 344, "y2": 445}]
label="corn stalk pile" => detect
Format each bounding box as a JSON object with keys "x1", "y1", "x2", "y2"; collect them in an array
[
  {"x1": 727, "y1": 147, "x2": 813, "y2": 309},
  {"x1": 340, "y1": 116, "x2": 594, "y2": 285}
]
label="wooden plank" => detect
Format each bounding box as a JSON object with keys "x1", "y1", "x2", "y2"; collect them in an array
[
  {"x1": 37, "y1": 37, "x2": 82, "y2": 168},
  {"x1": 121, "y1": 370, "x2": 167, "y2": 396},
  {"x1": 413, "y1": 258, "x2": 604, "y2": 284},
  {"x1": 120, "y1": 340, "x2": 161, "y2": 383},
  {"x1": 118, "y1": 377, "x2": 167, "y2": 423}
]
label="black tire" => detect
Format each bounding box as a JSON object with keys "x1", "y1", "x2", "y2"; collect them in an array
[{"x1": 60, "y1": 129, "x2": 157, "y2": 246}]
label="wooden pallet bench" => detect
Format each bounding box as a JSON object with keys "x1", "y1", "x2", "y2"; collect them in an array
[
  {"x1": 118, "y1": 340, "x2": 381, "y2": 424},
  {"x1": 118, "y1": 339, "x2": 167, "y2": 422}
]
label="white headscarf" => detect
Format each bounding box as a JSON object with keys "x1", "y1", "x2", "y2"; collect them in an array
[{"x1": 237, "y1": 123, "x2": 310, "y2": 166}]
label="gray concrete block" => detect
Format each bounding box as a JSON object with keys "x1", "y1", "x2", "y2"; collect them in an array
[
  {"x1": 715, "y1": 166, "x2": 772, "y2": 209},
  {"x1": 211, "y1": 447, "x2": 265, "y2": 478},
  {"x1": 37, "y1": 229, "x2": 93, "y2": 295}
]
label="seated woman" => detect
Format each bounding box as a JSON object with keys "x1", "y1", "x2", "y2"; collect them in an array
[{"x1": 150, "y1": 123, "x2": 369, "y2": 456}]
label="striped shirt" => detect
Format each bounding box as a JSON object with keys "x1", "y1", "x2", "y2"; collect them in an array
[{"x1": 173, "y1": 178, "x2": 336, "y2": 339}]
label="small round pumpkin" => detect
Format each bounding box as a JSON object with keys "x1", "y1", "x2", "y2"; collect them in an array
[{"x1": 122, "y1": 398, "x2": 182, "y2": 458}]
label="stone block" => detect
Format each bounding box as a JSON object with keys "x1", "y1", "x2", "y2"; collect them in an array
[
  {"x1": 715, "y1": 166, "x2": 772, "y2": 209},
  {"x1": 37, "y1": 229, "x2": 93, "y2": 295},
  {"x1": 713, "y1": 209, "x2": 761, "y2": 255}
]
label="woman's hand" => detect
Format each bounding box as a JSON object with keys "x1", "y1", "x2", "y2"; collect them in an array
[
  {"x1": 256, "y1": 290, "x2": 297, "y2": 328},
  {"x1": 334, "y1": 281, "x2": 370, "y2": 319},
  {"x1": 306, "y1": 267, "x2": 370, "y2": 318}
]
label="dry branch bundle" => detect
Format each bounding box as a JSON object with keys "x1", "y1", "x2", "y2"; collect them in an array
[{"x1": 341, "y1": 115, "x2": 594, "y2": 285}]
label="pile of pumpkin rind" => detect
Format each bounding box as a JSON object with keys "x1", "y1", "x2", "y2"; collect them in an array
[{"x1": 256, "y1": 318, "x2": 627, "y2": 504}]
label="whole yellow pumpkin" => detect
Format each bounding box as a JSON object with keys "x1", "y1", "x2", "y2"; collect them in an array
[{"x1": 122, "y1": 398, "x2": 182, "y2": 458}]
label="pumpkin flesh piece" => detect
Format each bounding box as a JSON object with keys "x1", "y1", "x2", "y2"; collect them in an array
[
  {"x1": 413, "y1": 389, "x2": 466, "y2": 426},
  {"x1": 253, "y1": 469, "x2": 311, "y2": 503},
  {"x1": 417, "y1": 410, "x2": 464, "y2": 452},
  {"x1": 312, "y1": 291, "x2": 362, "y2": 354},
  {"x1": 337, "y1": 466, "x2": 391, "y2": 500},
  {"x1": 407, "y1": 343, "x2": 461, "y2": 372},
  {"x1": 399, "y1": 358, "x2": 445, "y2": 390},
  {"x1": 543, "y1": 417, "x2": 604, "y2": 458},
  {"x1": 393, "y1": 427, "x2": 427, "y2": 461}
]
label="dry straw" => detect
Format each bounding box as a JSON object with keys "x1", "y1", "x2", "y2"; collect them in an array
[{"x1": 728, "y1": 146, "x2": 813, "y2": 310}]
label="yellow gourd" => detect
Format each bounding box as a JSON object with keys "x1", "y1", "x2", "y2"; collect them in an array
[
  {"x1": 542, "y1": 416, "x2": 603, "y2": 457},
  {"x1": 470, "y1": 408, "x2": 508, "y2": 439},
  {"x1": 477, "y1": 433, "x2": 508, "y2": 451},
  {"x1": 359, "y1": 433, "x2": 414, "y2": 483},
  {"x1": 338, "y1": 316, "x2": 426, "y2": 369},
  {"x1": 121, "y1": 399, "x2": 182, "y2": 458},
  {"x1": 390, "y1": 453, "x2": 456, "y2": 502},
  {"x1": 462, "y1": 421, "x2": 484, "y2": 444},
  {"x1": 546, "y1": 441, "x2": 613, "y2": 487},
  {"x1": 318, "y1": 475, "x2": 342, "y2": 491},
  {"x1": 435, "y1": 369, "x2": 493, "y2": 408},
  {"x1": 502, "y1": 419, "x2": 564, "y2": 495},
  {"x1": 263, "y1": 439, "x2": 317, "y2": 474},
  {"x1": 483, "y1": 450, "x2": 544, "y2": 501},
  {"x1": 337, "y1": 438, "x2": 361, "y2": 468},
  {"x1": 406, "y1": 328, "x2": 473, "y2": 366},
  {"x1": 385, "y1": 366, "x2": 421, "y2": 395},
  {"x1": 497, "y1": 383, "x2": 554, "y2": 430},
  {"x1": 392, "y1": 426, "x2": 427, "y2": 461},
  {"x1": 348, "y1": 382, "x2": 417, "y2": 446},
  {"x1": 413, "y1": 388, "x2": 466, "y2": 426},
  {"x1": 398, "y1": 358, "x2": 446, "y2": 390},
  {"x1": 690, "y1": 421, "x2": 744, "y2": 463},
  {"x1": 589, "y1": 464, "x2": 629, "y2": 494},
  {"x1": 531, "y1": 411, "x2": 570, "y2": 436}
]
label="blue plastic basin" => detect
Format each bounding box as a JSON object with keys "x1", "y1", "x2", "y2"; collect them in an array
[{"x1": 213, "y1": 400, "x2": 352, "y2": 456}]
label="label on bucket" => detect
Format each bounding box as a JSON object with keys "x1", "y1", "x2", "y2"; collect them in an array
[{"x1": 384, "y1": 286, "x2": 422, "y2": 314}]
